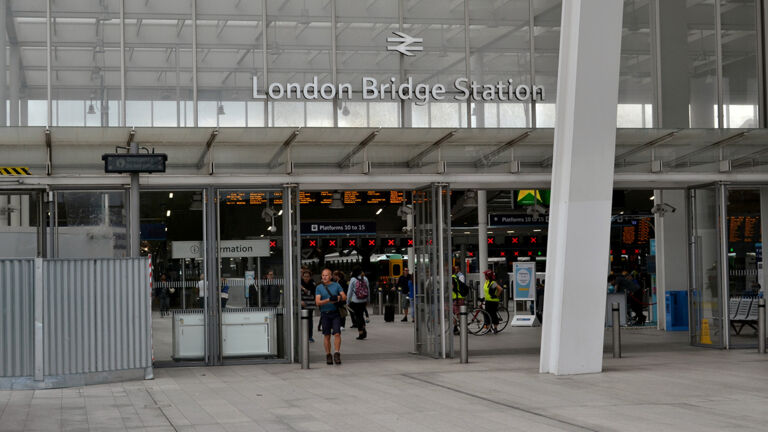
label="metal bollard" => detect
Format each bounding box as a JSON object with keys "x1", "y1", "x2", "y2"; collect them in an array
[
  {"x1": 759, "y1": 298, "x2": 766, "y2": 354},
  {"x1": 503, "y1": 286, "x2": 510, "y2": 308},
  {"x1": 459, "y1": 305, "x2": 468, "y2": 364},
  {"x1": 301, "y1": 309, "x2": 310, "y2": 369},
  {"x1": 378, "y1": 290, "x2": 384, "y2": 315},
  {"x1": 398, "y1": 291, "x2": 403, "y2": 311},
  {"x1": 612, "y1": 302, "x2": 621, "y2": 358}
]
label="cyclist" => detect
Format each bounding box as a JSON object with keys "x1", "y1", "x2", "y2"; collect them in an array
[
  {"x1": 451, "y1": 267, "x2": 466, "y2": 335},
  {"x1": 483, "y1": 270, "x2": 503, "y2": 334}
]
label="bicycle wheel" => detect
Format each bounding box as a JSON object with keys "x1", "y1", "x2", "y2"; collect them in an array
[
  {"x1": 496, "y1": 306, "x2": 510, "y2": 332},
  {"x1": 468, "y1": 308, "x2": 491, "y2": 335}
]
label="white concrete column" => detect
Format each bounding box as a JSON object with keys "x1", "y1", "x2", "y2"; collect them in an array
[
  {"x1": 760, "y1": 188, "x2": 768, "y2": 296},
  {"x1": 0, "y1": 0, "x2": 8, "y2": 127},
  {"x1": 653, "y1": 189, "x2": 688, "y2": 330},
  {"x1": 477, "y1": 190, "x2": 488, "y2": 273},
  {"x1": 539, "y1": 0, "x2": 624, "y2": 376}
]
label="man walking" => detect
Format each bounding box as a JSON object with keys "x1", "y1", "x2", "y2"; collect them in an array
[
  {"x1": 397, "y1": 267, "x2": 413, "y2": 322},
  {"x1": 315, "y1": 268, "x2": 347, "y2": 365}
]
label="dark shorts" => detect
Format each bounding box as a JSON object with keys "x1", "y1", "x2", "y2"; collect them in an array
[{"x1": 320, "y1": 311, "x2": 341, "y2": 336}]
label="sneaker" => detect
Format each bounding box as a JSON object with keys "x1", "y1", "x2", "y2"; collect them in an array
[
  {"x1": 401, "y1": 317, "x2": 408, "y2": 322},
  {"x1": 309, "y1": 337, "x2": 315, "y2": 343},
  {"x1": 333, "y1": 352, "x2": 341, "y2": 365},
  {"x1": 340, "y1": 326, "x2": 345, "y2": 331},
  {"x1": 326, "y1": 354, "x2": 333, "y2": 365},
  {"x1": 365, "y1": 318, "x2": 370, "y2": 323}
]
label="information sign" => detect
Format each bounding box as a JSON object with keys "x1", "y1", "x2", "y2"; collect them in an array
[
  {"x1": 489, "y1": 213, "x2": 548, "y2": 226},
  {"x1": 244, "y1": 271, "x2": 255, "y2": 298},
  {"x1": 172, "y1": 240, "x2": 271, "y2": 259},
  {"x1": 512, "y1": 262, "x2": 536, "y2": 301}
]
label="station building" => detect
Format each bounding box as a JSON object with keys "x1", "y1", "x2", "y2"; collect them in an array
[{"x1": 1, "y1": 0, "x2": 767, "y2": 386}]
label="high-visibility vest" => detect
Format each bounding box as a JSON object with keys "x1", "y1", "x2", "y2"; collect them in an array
[
  {"x1": 451, "y1": 275, "x2": 464, "y2": 300},
  {"x1": 484, "y1": 280, "x2": 500, "y2": 302}
]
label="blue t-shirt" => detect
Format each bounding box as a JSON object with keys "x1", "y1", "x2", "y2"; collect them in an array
[{"x1": 317, "y1": 282, "x2": 343, "y2": 313}]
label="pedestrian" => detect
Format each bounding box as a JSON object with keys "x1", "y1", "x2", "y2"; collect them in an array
[
  {"x1": 315, "y1": 268, "x2": 346, "y2": 365},
  {"x1": 300, "y1": 270, "x2": 317, "y2": 343},
  {"x1": 263, "y1": 270, "x2": 278, "y2": 307},
  {"x1": 347, "y1": 266, "x2": 370, "y2": 340},
  {"x1": 451, "y1": 268, "x2": 467, "y2": 334},
  {"x1": 158, "y1": 274, "x2": 171, "y2": 317},
  {"x1": 397, "y1": 267, "x2": 413, "y2": 322},
  {"x1": 220, "y1": 277, "x2": 229, "y2": 309},
  {"x1": 332, "y1": 270, "x2": 349, "y2": 330},
  {"x1": 483, "y1": 270, "x2": 502, "y2": 333}
]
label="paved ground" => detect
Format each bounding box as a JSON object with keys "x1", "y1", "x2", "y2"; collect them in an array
[{"x1": 2, "y1": 318, "x2": 768, "y2": 431}]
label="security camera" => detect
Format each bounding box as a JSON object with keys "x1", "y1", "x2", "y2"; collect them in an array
[
  {"x1": 651, "y1": 203, "x2": 676, "y2": 216},
  {"x1": 261, "y1": 207, "x2": 277, "y2": 219},
  {"x1": 396, "y1": 204, "x2": 413, "y2": 220},
  {"x1": 267, "y1": 224, "x2": 278, "y2": 233}
]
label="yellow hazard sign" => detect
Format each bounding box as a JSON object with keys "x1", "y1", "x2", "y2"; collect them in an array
[{"x1": 0, "y1": 167, "x2": 31, "y2": 176}]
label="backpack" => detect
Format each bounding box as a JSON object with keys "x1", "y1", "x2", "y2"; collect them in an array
[
  {"x1": 354, "y1": 277, "x2": 369, "y2": 300},
  {"x1": 453, "y1": 276, "x2": 469, "y2": 297}
]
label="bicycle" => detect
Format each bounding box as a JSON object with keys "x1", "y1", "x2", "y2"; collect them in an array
[{"x1": 472, "y1": 300, "x2": 510, "y2": 334}]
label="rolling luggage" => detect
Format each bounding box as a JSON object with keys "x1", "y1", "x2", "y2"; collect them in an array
[{"x1": 384, "y1": 304, "x2": 395, "y2": 322}]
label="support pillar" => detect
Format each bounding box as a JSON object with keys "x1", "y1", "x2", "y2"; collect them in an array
[
  {"x1": 653, "y1": 189, "x2": 688, "y2": 330},
  {"x1": 539, "y1": 0, "x2": 624, "y2": 375},
  {"x1": 129, "y1": 142, "x2": 140, "y2": 257},
  {"x1": 0, "y1": 0, "x2": 8, "y2": 126},
  {"x1": 477, "y1": 190, "x2": 488, "y2": 273},
  {"x1": 760, "y1": 188, "x2": 768, "y2": 298}
]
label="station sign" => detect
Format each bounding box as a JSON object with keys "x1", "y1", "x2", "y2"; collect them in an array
[
  {"x1": 172, "y1": 240, "x2": 271, "y2": 259},
  {"x1": 489, "y1": 214, "x2": 548, "y2": 226},
  {"x1": 300, "y1": 222, "x2": 376, "y2": 235}
]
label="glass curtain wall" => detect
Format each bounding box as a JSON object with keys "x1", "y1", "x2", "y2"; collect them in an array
[
  {"x1": 54, "y1": 191, "x2": 127, "y2": 258},
  {"x1": 266, "y1": 0, "x2": 333, "y2": 127},
  {"x1": 51, "y1": 0, "x2": 122, "y2": 127},
  {"x1": 468, "y1": 0, "x2": 531, "y2": 128},
  {"x1": 0, "y1": 0, "x2": 761, "y2": 128},
  {"x1": 0, "y1": 192, "x2": 40, "y2": 257},
  {"x1": 196, "y1": 0, "x2": 263, "y2": 127},
  {"x1": 124, "y1": 0, "x2": 194, "y2": 127}
]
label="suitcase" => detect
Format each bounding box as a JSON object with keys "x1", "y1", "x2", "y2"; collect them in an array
[{"x1": 384, "y1": 304, "x2": 395, "y2": 322}]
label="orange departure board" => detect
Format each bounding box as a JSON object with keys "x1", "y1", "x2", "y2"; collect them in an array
[
  {"x1": 223, "y1": 190, "x2": 407, "y2": 206},
  {"x1": 299, "y1": 191, "x2": 316, "y2": 205},
  {"x1": 637, "y1": 218, "x2": 651, "y2": 244},
  {"x1": 366, "y1": 190, "x2": 387, "y2": 204},
  {"x1": 622, "y1": 226, "x2": 635, "y2": 244},
  {"x1": 319, "y1": 191, "x2": 333, "y2": 204},
  {"x1": 343, "y1": 191, "x2": 362, "y2": 204},
  {"x1": 729, "y1": 216, "x2": 760, "y2": 243}
]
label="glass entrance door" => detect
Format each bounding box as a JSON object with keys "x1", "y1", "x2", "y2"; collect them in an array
[
  {"x1": 688, "y1": 184, "x2": 726, "y2": 348},
  {"x1": 413, "y1": 183, "x2": 453, "y2": 358},
  {"x1": 216, "y1": 187, "x2": 294, "y2": 362}
]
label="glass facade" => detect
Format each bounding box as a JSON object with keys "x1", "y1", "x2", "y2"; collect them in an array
[{"x1": 0, "y1": 0, "x2": 760, "y2": 129}]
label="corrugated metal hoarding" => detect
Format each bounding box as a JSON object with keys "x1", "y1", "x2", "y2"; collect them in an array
[{"x1": 0, "y1": 258, "x2": 151, "y2": 387}]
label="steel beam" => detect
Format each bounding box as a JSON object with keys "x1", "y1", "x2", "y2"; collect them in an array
[
  {"x1": 268, "y1": 129, "x2": 301, "y2": 169},
  {"x1": 613, "y1": 129, "x2": 680, "y2": 162},
  {"x1": 667, "y1": 130, "x2": 750, "y2": 168},
  {"x1": 336, "y1": 129, "x2": 380, "y2": 168},
  {"x1": 407, "y1": 130, "x2": 456, "y2": 168},
  {"x1": 474, "y1": 130, "x2": 532, "y2": 168},
  {"x1": 196, "y1": 129, "x2": 219, "y2": 171}
]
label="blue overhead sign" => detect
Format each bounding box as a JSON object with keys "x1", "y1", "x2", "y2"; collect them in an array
[
  {"x1": 300, "y1": 222, "x2": 376, "y2": 235},
  {"x1": 489, "y1": 214, "x2": 548, "y2": 226}
]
